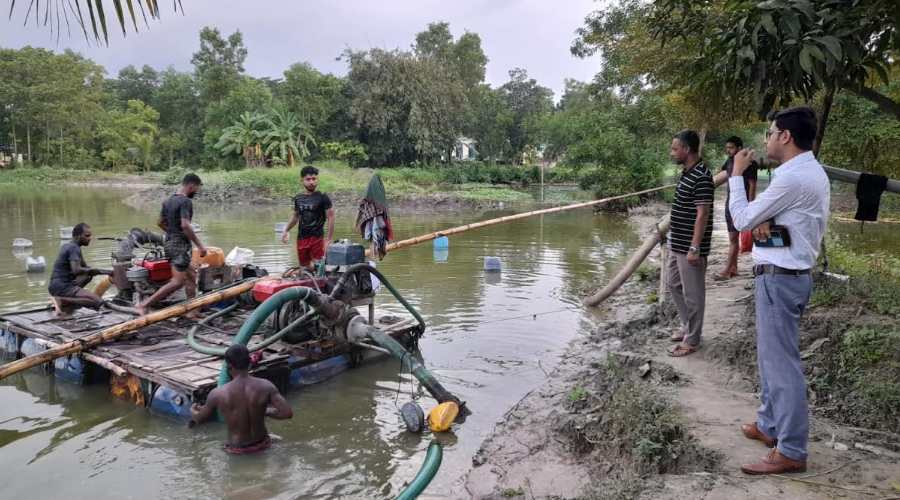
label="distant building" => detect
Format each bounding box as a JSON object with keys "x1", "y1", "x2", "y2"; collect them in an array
[{"x1": 452, "y1": 137, "x2": 478, "y2": 161}]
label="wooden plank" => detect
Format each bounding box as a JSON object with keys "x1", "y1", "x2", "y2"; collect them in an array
[{"x1": 155, "y1": 356, "x2": 220, "y2": 373}]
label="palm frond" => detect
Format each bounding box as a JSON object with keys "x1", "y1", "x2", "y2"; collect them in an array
[{"x1": 9, "y1": 0, "x2": 177, "y2": 45}]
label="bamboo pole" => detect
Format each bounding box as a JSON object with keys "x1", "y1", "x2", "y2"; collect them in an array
[
  {"x1": 30, "y1": 337, "x2": 126, "y2": 376},
  {"x1": 369, "y1": 184, "x2": 676, "y2": 257},
  {"x1": 584, "y1": 171, "x2": 730, "y2": 307},
  {"x1": 0, "y1": 279, "x2": 259, "y2": 381}
]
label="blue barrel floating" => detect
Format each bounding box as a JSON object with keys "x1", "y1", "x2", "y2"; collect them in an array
[
  {"x1": 433, "y1": 236, "x2": 449, "y2": 249},
  {"x1": 484, "y1": 256, "x2": 502, "y2": 272},
  {"x1": 150, "y1": 385, "x2": 193, "y2": 419}
]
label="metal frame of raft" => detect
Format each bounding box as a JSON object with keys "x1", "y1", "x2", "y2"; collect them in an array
[{"x1": 0, "y1": 304, "x2": 421, "y2": 420}]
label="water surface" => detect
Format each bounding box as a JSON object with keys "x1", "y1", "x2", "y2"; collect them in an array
[{"x1": 0, "y1": 186, "x2": 637, "y2": 499}]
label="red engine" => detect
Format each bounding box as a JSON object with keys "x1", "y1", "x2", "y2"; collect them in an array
[
  {"x1": 141, "y1": 259, "x2": 172, "y2": 283},
  {"x1": 252, "y1": 277, "x2": 330, "y2": 303}
]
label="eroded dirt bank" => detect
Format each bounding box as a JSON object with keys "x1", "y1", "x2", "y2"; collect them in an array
[{"x1": 457, "y1": 201, "x2": 900, "y2": 499}]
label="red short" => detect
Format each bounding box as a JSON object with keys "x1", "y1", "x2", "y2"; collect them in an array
[{"x1": 296, "y1": 236, "x2": 325, "y2": 266}]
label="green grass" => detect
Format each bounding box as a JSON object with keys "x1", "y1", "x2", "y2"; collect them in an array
[
  {"x1": 0, "y1": 161, "x2": 566, "y2": 204},
  {"x1": 196, "y1": 161, "x2": 534, "y2": 203},
  {"x1": 821, "y1": 238, "x2": 900, "y2": 315},
  {"x1": 0, "y1": 165, "x2": 129, "y2": 186}
]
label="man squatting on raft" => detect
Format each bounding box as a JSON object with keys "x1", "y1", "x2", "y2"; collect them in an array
[
  {"x1": 136, "y1": 174, "x2": 207, "y2": 317},
  {"x1": 190, "y1": 345, "x2": 293, "y2": 454},
  {"x1": 48, "y1": 223, "x2": 112, "y2": 316},
  {"x1": 728, "y1": 106, "x2": 829, "y2": 475},
  {"x1": 281, "y1": 166, "x2": 335, "y2": 272}
]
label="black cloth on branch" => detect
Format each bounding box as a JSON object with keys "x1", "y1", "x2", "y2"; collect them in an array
[{"x1": 854, "y1": 173, "x2": 888, "y2": 222}]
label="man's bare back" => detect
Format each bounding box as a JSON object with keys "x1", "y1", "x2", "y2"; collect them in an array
[{"x1": 190, "y1": 346, "x2": 292, "y2": 453}]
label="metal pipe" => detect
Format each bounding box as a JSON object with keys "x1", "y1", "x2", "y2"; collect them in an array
[
  {"x1": 823, "y1": 165, "x2": 900, "y2": 194},
  {"x1": 331, "y1": 263, "x2": 426, "y2": 333},
  {"x1": 351, "y1": 341, "x2": 391, "y2": 355}
]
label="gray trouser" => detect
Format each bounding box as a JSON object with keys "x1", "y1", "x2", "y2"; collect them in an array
[
  {"x1": 666, "y1": 250, "x2": 707, "y2": 346},
  {"x1": 755, "y1": 272, "x2": 812, "y2": 462}
]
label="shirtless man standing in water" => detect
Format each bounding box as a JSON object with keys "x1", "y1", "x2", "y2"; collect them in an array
[{"x1": 190, "y1": 345, "x2": 293, "y2": 454}]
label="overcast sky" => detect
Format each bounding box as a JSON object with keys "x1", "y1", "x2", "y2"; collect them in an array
[{"x1": 1, "y1": 0, "x2": 605, "y2": 99}]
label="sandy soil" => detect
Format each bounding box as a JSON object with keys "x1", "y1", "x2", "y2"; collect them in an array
[{"x1": 457, "y1": 199, "x2": 900, "y2": 499}]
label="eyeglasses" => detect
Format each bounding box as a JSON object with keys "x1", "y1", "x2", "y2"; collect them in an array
[{"x1": 765, "y1": 127, "x2": 782, "y2": 140}]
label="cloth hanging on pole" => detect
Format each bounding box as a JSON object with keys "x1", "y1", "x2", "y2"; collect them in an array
[
  {"x1": 854, "y1": 172, "x2": 888, "y2": 222},
  {"x1": 356, "y1": 174, "x2": 394, "y2": 260}
]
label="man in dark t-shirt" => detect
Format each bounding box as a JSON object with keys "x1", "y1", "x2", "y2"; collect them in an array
[
  {"x1": 716, "y1": 136, "x2": 758, "y2": 279},
  {"x1": 281, "y1": 166, "x2": 335, "y2": 270},
  {"x1": 667, "y1": 130, "x2": 714, "y2": 357},
  {"x1": 48, "y1": 223, "x2": 111, "y2": 315},
  {"x1": 136, "y1": 173, "x2": 207, "y2": 316}
]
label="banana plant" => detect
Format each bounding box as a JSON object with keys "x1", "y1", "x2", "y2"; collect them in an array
[{"x1": 214, "y1": 112, "x2": 266, "y2": 168}]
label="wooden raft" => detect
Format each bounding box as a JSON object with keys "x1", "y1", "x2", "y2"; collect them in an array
[{"x1": 0, "y1": 305, "x2": 419, "y2": 397}]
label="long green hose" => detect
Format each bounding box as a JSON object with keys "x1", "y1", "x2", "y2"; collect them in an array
[
  {"x1": 187, "y1": 301, "x2": 317, "y2": 356},
  {"x1": 396, "y1": 441, "x2": 443, "y2": 500},
  {"x1": 217, "y1": 286, "x2": 316, "y2": 386}
]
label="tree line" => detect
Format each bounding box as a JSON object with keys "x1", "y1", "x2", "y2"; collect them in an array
[{"x1": 1, "y1": 8, "x2": 897, "y2": 196}]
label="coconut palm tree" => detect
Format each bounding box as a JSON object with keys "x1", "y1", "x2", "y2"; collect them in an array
[
  {"x1": 262, "y1": 108, "x2": 315, "y2": 166},
  {"x1": 214, "y1": 112, "x2": 265, "y2": 168},
  {"x1": 9, "y1": 1, "x2": 180, "y2": 45}
]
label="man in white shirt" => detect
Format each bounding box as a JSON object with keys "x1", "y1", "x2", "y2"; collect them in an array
[{"x1": 728, "y1": 106, "x2": 830, "y2": 475}]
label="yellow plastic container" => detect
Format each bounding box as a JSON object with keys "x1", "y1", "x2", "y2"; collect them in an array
[
  {"x1": 427, "y1": 401, "x2": 459, "y2": 432},
  {"x1": 191, "y1": 246, "x2": 225, "y2": 268}
]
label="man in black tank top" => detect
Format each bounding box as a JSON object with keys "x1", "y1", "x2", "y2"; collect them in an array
[{"x1": 136, "y1": 174, "x2": 207, "y2": 317}]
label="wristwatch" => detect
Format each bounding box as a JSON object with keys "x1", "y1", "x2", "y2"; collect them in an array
[{"x1": 688, "y1": 246, "x2": 699, "y2": 254}]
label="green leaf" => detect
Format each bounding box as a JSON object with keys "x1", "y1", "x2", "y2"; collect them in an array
[
  {"x1": 807, "y1": 45, "x2": 825, "y2": 62},
  {"x1": 818, "y1": 36, "x2": 842, "y2": 61},
  {"x1": 95, "y1": 0, "x2": 110, "y2": 45},
  {"x1": 872, "y1": 62, "x2": 890, "y2": 86},
  {"x1": 112, "y1": 0, "x2": 126, "y2": 36},
  {"x1": 799, "y1": 46, "x2": 813, "y2": 74}
]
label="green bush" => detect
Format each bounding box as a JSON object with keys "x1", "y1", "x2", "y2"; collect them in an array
[
  {"x1": 320, "y1": 141, "x2": 369, "y2": 168},
  {"x1": 162, "y1": 166, "x2": 189, "y2": 185}
]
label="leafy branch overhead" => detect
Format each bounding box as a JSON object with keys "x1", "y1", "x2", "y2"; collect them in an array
[
  {"x1": 648, "y1": 0, "x2": 899, "y2": 119},
  {"x1": 8, "y1": 0, "x2": 183, "y2": 45}
]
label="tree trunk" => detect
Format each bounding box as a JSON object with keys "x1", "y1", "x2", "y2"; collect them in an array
[
  {"x1": 813, "y1": 84, "x2": 837, "y2": 157},
  {"x1": 849, "y1": 86, "x2": 900, "y2": 120},
  {"x1": 59, "y1": 127, "x2": 63, "y2": 167},
  {"x1": 698, "y1": 125, "x2": 708, "y2": 156},
  {"x1": 26, "y1": 124, "x2": 32, "y2": 163},
  {"x1": 11, "y1": 118, "x2": 17, "y2": 158}
]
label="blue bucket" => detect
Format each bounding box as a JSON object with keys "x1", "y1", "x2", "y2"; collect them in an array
[{"x1": 433, "y1": 236, "x2": 449, "y2": 250}]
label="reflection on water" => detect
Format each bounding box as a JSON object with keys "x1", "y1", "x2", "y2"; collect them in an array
[{"x1": 1, "y1": 186, "x2": 639, "y2": 498}]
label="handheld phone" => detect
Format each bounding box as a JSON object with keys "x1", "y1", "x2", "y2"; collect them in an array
[{"x1": 753, "y1": 225, "x2": 792, "y2": 248}]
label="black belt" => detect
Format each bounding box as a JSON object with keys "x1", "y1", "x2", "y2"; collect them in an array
[{"x1": 753, "y1": 264, "x2": 811, "y2": 277}]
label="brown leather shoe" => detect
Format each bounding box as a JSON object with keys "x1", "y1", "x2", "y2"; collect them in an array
[
  {"x1": 741, "y1": 423, "x2": 777, "y2": 448},
  {"x1": 741, "y1": 449, "x2": 807, "y2": 475}
]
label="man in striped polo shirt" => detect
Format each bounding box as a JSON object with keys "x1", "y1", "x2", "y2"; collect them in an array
[{"x1": 666, "y1": 130, "x2": 714, "y2": 357}]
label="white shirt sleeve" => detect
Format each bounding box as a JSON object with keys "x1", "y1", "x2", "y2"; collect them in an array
[{"x1": 727, "y1": 174, "x2": 798, "y2": 231}]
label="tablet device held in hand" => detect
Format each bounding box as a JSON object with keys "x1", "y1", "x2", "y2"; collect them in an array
[{"x1": 753, "y1": 225, "x2": 792, "y2": 247}]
